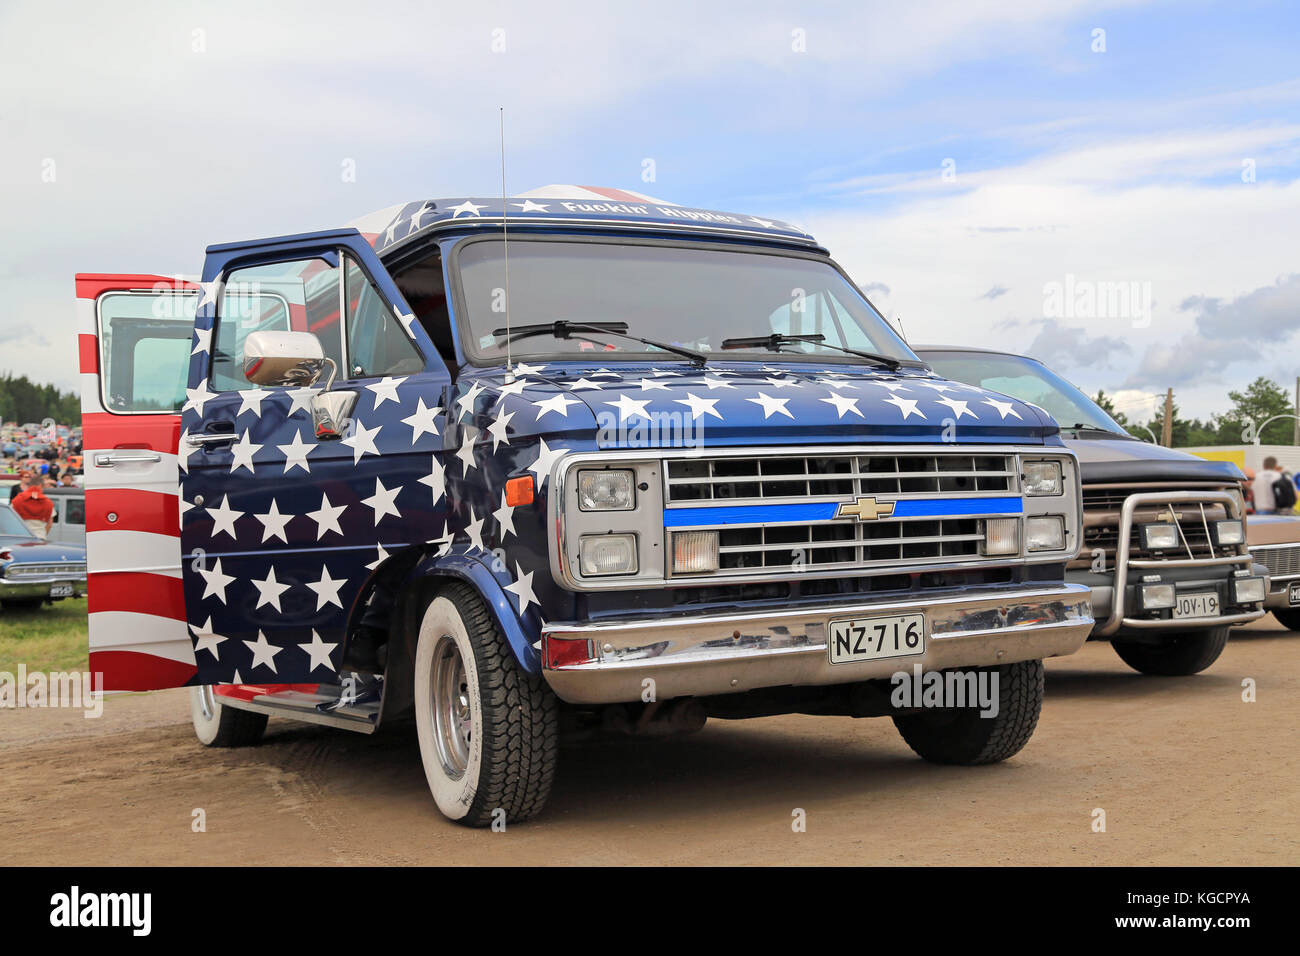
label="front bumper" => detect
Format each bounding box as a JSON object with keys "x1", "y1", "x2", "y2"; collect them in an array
[
  {"x1": 1086, "y1": 490, "x2": 1264, "y2": 637},
  {"x1": 541, "y1": 583, "x2": 1093, "y2": 705}
]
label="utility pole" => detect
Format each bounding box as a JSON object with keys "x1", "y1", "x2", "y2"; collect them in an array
[
  {"x1": 1161, "y1": 388, "x2": 1173, "y2": 447},
  {"x1": 1284, "y1": 374, "x2": 1294, "y2": 447}
]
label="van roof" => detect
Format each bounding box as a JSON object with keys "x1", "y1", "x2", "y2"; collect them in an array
[{"x1": 349, "y1": 185, "x2": 820, "y2": 257}]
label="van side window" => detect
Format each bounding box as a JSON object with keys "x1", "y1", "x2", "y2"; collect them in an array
[
  {"x1": 344, "y1": 255, "x2": 424, "y2": 378},
  {"x1": 210, "y1": 257, "x2": 346, "y2": 392},
  {"x1": 98, "y1": 292, "x2": 195, "y2": 412},
  {"x1": 392, "y1": 252, "x2": 456, "y2": 368}
]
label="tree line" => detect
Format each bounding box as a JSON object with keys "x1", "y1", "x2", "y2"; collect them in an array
[
  {"x1": 0, "y1": 373, "x2": 80, "y2": 427},
  {"x1": 1095, "y1": 376, "x2": 1297, "y2": 447}
]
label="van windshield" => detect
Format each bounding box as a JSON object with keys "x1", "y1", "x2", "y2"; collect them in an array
[{"x1": 450, "y1": 238, "x2": 918, "y2": 366}]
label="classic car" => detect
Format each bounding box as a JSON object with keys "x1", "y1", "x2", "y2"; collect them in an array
[
  {"x1": 1243, "y1": 513, "x2": 1300, "y2": 629},
  {"x1": 0, "y1": 502, "x2": 88, "y2": 609}
]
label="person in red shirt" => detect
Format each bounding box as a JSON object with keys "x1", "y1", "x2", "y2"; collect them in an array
[{"x1": 11, "y1": 473, "x2": 53, "y2": 538}]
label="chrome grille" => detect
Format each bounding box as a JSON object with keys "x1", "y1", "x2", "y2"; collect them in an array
[
  {"x1": 4, "y1": 562, "x2": 87, "y2": 578},
  {"x1": 666, "y1": 453, "x2": 1016, "y2": 502},
  {"x1": 666, "y1": 452, "x2": 1017, "y2": 578},
  {"x1": 717, "y1": 518, "x2": 983, "y2": 572},
  {"x1": 1252, "y1": 544, "x2": 1300, "y2": 580}
]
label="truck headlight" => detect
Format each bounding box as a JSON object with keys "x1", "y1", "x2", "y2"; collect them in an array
[
  {"x1": 1211, "y1": 519, "x2": 1245, "y2": 546},
  {"x1": 983, "y1": 518, "x2": 1019, "y2": 555},
  {"x1": 577, "y1": 469, "x2": 636, "y2": 511},
  {"x1": 1231, "y1": 575, "x2": 1266, "y2": 604},
  {"x1": 579, "y1": 533, "x2": 639, "y2": 575},
  {"x1": 1025, "y1": 515, "x2": 1066, "y2": 551},
  {"x1": 1139, "y1": 522, "x2": 1180, "y2": 551},
  {"x1": 1022, "y1": 460, "x2": 1062, "y2": 496},
  {"x1": 1138, "y1": 581, "x2": 1176, "y2": 610}
]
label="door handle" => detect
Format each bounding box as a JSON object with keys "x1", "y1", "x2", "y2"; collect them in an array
[
  {"x1": 95, "y1": 452, "x2": 162, "y2": 467},
  {"x1": 185, "y1": 431, "x2": 237, "y2": 447}
]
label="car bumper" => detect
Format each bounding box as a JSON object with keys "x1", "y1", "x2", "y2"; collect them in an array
[
  {"x1": 0, "y1": 574, "x2": 86, "y2": 601},
  {"x1": 1264, "y1": 576, "x2": 1300, "y2": 610},
  {"x1": 1076, "y1": 566, "x2": 1268, "y2": 635},
  {"x1": 541, "y1": 583, "x2": 1094, "y2": 705}
]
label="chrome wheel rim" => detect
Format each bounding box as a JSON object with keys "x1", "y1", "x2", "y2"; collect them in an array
[
  {"x1": 198, "y1": 685, "x2": 217, "y2": 721},
  {"x1": 431, "y1": 635, "x2": 471, "y2": 779}
]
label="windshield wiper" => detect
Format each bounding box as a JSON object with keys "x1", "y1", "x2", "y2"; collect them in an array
[
  {"x1": 719, "y1": 332, "x2": 904, "y2": 371},
  {"x1": 492, "y1": 321, "x2": 707, "y2": 368},
  {"x1": 1064, "y1": 422, "x2": 1127, "y2": 437}
]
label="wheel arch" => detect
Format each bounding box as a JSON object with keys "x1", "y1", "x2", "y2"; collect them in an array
[{"x1": 380, "y1": 550, "x2": 541, "y2": 723}]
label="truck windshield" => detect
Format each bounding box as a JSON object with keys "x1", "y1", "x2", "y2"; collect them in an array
[
  {"x1": 921, "y1": 350, "x2": 1129, "y2": 436},
  {"x1": 451, "y1": 238, "x2": 918, "y2": 366}
]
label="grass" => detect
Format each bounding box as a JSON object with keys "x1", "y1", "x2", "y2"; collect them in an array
[{"x1": 0, "y1": 597, "x2": 89, "y2": 674}]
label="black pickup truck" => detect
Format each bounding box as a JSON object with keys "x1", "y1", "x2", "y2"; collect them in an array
[{"x1": 918, "y1": 345, "x2": 1267, "y2": 676}]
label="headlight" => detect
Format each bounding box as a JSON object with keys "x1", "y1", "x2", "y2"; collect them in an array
[
  {"x1": 983, "y1": 517, "x2": 1020, "y2": 555},
  {"x1": 579, "y1": 533, "x2": 639, "y2": 575},
  {"x1": 1022, "y1": 460, "x2": 1062, "y2": 496},
  {"x1": 1138, "y1": 581, "x2": 1176, "y2": 611},
  {"x1": 672, "y1": 530, "x2": 719, "y2": 574},
  {"x1": 1139, "y1": 522, "x2": 1180, "y2": 551},
  {"x1": 577, "y1": 469, "x2": 636, "y2": 511},
  {"x1": 1025, "y1": 515, "x2": 1066, "y2": 551},
  {"x1": 1231, "y1": 575, "x2": 1266, "y2": 604},
  {"x1": 1211, "y1": 519, "x2": 1245, "y2": 546}
]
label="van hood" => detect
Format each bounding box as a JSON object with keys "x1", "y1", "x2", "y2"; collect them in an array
[{"x1": 460, "y1": 362, "x2": 1058, "y2": 448}]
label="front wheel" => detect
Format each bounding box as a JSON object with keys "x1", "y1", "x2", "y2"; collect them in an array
[
  {"x1": 414, "y1": 582, "x2": 558, "y2": 827},
  {"x1": 1271, "y1": 608, "x2": 1300, "y2": 632},
  {"x1": 189, "y1": 685, "x2": 267, "y2": 747},
  {"x1": 892, "y1": 660, "x2": 1044, "y2": 765},
  {"x1": 1112, "y1": 625, "x2": 1229, "y2": 676}
]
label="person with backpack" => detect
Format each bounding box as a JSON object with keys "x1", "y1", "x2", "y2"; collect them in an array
[{"x1": 1253, "y1": 456, "x2": 1296, "y2": 514}]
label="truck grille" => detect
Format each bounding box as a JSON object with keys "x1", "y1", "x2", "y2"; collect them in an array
[
  {"x1": 1252, "y1": 544, "x2": 1300, "y2": 581},
  {"x1": 1072, "y1": 484, "x2": 1233, "y2": 570},
  {"x1": 666, "y1": 452, "x2": 1017, "y2": 577},
  {"x1": 666, "y1": 453, "x2": 1016, "y2": 501}
]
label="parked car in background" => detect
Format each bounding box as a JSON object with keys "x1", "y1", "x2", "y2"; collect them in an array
[
  {"x1": 0, "y1": 502, "x2": 88, "y2": 609},
  {"x1": 918, "y1": 345, "x2": 1266, "y2": 675},
  {"x1": 44, "y1": 486, "x2": 86, "y2": 546},
  {"x1": 1244, "y1": 513, "x2": 1300, "y2": 629}
]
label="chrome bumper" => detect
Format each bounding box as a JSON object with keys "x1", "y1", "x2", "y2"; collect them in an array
[
  {"x1": 541, "y1": 584, "x2": 1094, "y2": 705},
  {"x1": 0, "y1": 573, "x2": 86, "y2": 601}
]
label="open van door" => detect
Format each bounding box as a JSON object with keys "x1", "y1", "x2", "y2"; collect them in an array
[{"x1": 78, "y1": 274, "x2": 200, "y2": 690}]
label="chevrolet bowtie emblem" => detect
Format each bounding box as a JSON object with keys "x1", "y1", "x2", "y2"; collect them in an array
[{"x1": 836, "y1": 496, "x2": 896, "y2": 521}]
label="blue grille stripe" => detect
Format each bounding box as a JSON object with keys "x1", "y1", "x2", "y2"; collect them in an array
[{"x1": 663, "y1": 497, "x2": 1024, "y2": 528}]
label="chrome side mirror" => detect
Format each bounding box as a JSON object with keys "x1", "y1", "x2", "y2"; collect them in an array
[
  {"x1": 242, "y1": 330, "x2": 329, "y2": 387},
  {"x1": 241, "y1": 330, "x2": 355, "y2": 441}
]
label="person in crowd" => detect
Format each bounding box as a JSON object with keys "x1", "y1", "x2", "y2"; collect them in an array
[
  {"x1": 8, "y1": 470, "x2": 26, "y2": 502},
  {"x1": 1253, "y1": 456, "x2": 1290, "y2": 515},
  {"x1": 10, "y1": 472, "x2": 54, "y2": 538}
]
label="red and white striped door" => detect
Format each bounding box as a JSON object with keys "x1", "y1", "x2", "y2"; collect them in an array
[{"x1": 77, "y1": 274, "x2": 200, "y2": 690}]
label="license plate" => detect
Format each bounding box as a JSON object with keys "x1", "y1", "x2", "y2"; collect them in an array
[
  {"x1": 49, "y1": 583, "x2": 74, "y2": 598},
  {"x1": 1173, "y1": 592, "x2": 1219, "y2": 619},
  {"x1": 829, "y1": 613, "x2": 925, "y2": 664},
  {"x1": 1289, "y1": 582, "x2": 1300, "y2": 606}
]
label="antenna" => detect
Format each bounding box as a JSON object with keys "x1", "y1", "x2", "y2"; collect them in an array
[
  {"x1": 894, "y1": 313, "x2": 909, "y2": 343},
  {"x1": 500, "y1": 107, "x2": 514, "y2": 383}
]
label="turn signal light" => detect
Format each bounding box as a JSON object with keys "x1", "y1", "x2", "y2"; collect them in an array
[{"x1": 505, "y1": 475, "x2": 534, "y2": 507}]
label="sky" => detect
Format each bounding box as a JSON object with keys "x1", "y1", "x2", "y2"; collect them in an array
[{"x1": 1, "y1": 0, "x2": 1298, "y2": 423}]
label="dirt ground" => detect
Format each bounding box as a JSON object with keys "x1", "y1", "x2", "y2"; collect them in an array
[{"x1": 2, "y1": 617, "x2": 1297, "y2": 866}]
